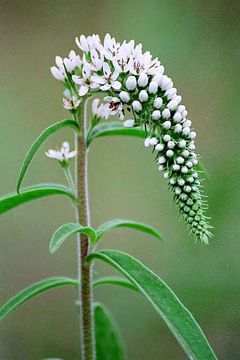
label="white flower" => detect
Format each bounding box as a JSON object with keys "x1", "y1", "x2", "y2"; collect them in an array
[
  {"x1": 72, "y1": 62, "x2": 98, "y2": 96},
  {"x1": 104, "y1": 96, "x2": 124, "y2": 120},
  {"x1": 91, "y1": 62, "x2": 121, "y2": 91},
  {"x1": 103, "y1": 33, "x2": 121, "y2": 61},
  {"x1": 90, "y1": 48, "x2": 104, "y2": 71},
  {"x1": 63, "y1": 90, "x2": 81, "y2": 110},
  {"x1": 46, "y1": 141, "x2": 77, "y2": 162}
]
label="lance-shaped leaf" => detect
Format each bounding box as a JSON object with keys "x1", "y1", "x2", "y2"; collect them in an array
[
  {"x1": 16, "y1": 119, "x2": 80, "y2": 193},
  {"x1": 87, "y1": 121, "x2": 146, "y2": 147},
  {"x1": 93, "y1": 276, "x2": 139, "y2": 293},
  {"x1": 95, "y1": 219, "x2": 163, "y2": 246},
  {"x1": 94, "y1": 303, "x2": 125, "y2": 360},
  {"x1": 0, "y1": 183, "x2": 76, "y2": 215},
  {"x1": 88, "y1": 250, "x2": 217, "y2": 360},
  {"x1": 0, "y1": 277, "x2": 79, "y2": 320},
  {"x1": 49, "y1": 223, "x2": 96, "y2": 254}
]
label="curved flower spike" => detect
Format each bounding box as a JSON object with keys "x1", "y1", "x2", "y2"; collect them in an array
[{"x1": 51, "y1": 33, "x2": 212, "y2": 243}]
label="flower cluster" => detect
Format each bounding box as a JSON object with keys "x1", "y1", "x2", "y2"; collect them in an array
[{"x1": 51, "y1": 34, "x2": 212, "y2": 243}]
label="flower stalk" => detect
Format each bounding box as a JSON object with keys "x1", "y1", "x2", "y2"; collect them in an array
[{"x1": 75, "y1": 98, "x2": 95, "y2": 360}]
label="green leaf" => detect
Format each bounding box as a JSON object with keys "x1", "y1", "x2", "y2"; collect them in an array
[
  {"x1": 49, "y1": 223, "x2": 96, "y2": 254},
  {"x1": 93, "y1": 276, "x2": 139, "y2": 293},
  {"x1": 94, "y1": 303, "x2": 125, "y2": 360},
  {"x1": 0, "y1": 277, "x2": 78, "y2": 320},
  {"x1": 16, "y1": 119, "x2": 80, "y2": 193},
  {"x1": 87, "y1": 121, "x2": 146, "y2": 147},
  {"x1": 0, "y1": 183, "x2": 76, "y2": 215},
  {"x1": 95, "y1": 219, "x2": 163, "y2": 246},
  {"x1": 88, "y1": 250, "x2": 217, "y2": 360}
]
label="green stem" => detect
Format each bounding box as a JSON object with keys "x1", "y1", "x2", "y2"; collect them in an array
[
  {"x1": 63, "y1": 166, "x2": 76, "y2": 195},
  {"x1": 75, "y1": 99, "x2": 95, "y2": 360}
]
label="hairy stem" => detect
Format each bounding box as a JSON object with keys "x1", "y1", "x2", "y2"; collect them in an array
[{"x1": 75, "y1": 98, "x2": 95, "y2": 360}]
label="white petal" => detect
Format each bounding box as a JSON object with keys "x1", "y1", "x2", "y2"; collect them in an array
[
  {"x1": 103, "y1": 62, "x2": 111, "y2": 77},
  {"x1": 72, "y1": 75, "x2": 83, "y2": 85},
  {"x1": 90, "y1": 75, "x2": 106, "y2": 85},
  {"x1": 50, "y1": 67, "x2": 64, "y2": 81},
  {"x1": 111, "y1": 68, "x2": 120, "y2": 81},
  {"x1": 100, "y1": 83, "x2": 111, "y2": 91},
  {"x1": 67, "y1": 150, "x2": 77, "y2": 159},
  {"x1": 62, "y1": 141, "x2": 70, "y2": 152},
  {"x1": 55, "y1": 56, "x2": 63, "y2": 67},
  {"x1": 79, "y1": 85, "x2": 89, "y2": 96},
  {"x1": 80, "y1": 35, "x2": 89, "y2": 52}
]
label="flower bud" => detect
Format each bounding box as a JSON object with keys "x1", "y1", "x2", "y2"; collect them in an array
[
  {"x1": 119, "y1": 91, "x2": 130, "y2": 103},
  {"x1": 176, "y1": 156, "x2": 184, "y2": 164},
  {"x1": 158, "y1": 156, "x2": 166, "y2": 164},
  {"x1": 182, "y1": 149, "x2": 190, "y2": 157},
  {"x1": 181, "y1": 166, "x2": 189, "y2": 174},
  {"x1": 154, "y1": 97, "x2": 163, "y2": 109},
  {"x1": 155, "y1": 143, "x2": 164, "y2": 151},
  {"x1": 149, "y1": 137, "x2": 158, "y2": 146},
  {"x1": 166, "y1": 150, "x2": 174, "y2": 157},
  {"x1": 144, "y1": 138, "x2": 151, "y2": 147},
  {"x1": 174, "y1": 124, "x2": 182, "y2": 133},
  {"x1": 173, "y1": 112, "x2": 182, "y2": 123},
  {"x1": 163, "y1": 121, "x2": 171, "y2": 130},
  {"x1": 182, "y1": 127, "x2": 190, "y2": 136},
  {"x1": 189, "y1": 131, "x2": 196, "y2": 139},
  {"x1": 132, "y1": 100, "x2": 142, "y2": 112},
  {"x1": 163, "y1": 134, "x2": 171, "y2": 142},
  {"x1": 139, "y1": 90, "x2": 148, "y2": 102},
  {"x1": 126, "y1": 76, "x2": 137, "y2": 90},
  {"x1": 138, "y1": 73, "x2": 148, "y2": 87},
  {"x1": 186, "y1": 161, "x2": 193, "y2": 168},
  {"x1": 51, "y1": 66, "x2": 64, "y2": 81},
  {"x1": 152, "y1": 110, "x2": 161, "y2": 120},
  {"x1": 172, "y1": 164, "x2": 180, "y2": 171},
  {"x1": 178, "y1": 139, "x2": 186, "y2": 148},
  {"x1": 167, "y1": 141, "x2": 175, "y2": 149},
  {"x1": 162, "y1": 108, "x2": 171, "y2": 119},
  {"x1": 183, "y1": 119, "x2": 192, "y2": 128},
  {"x1": 148, "y1": 81, "x2": 158, "y2": 94}
]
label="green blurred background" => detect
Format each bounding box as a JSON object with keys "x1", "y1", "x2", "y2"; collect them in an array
[{"x1": 0, "y1": 1, "x2": 239, "y2": 359}]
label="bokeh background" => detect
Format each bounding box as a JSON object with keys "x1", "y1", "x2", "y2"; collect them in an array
[{"x1": 0, "y1": 1, "x2": 239, "y2": 359}]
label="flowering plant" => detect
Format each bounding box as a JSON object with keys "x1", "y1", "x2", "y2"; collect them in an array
[{"x1": 0, "y1": 34, "x2": 216, "y2": 360}]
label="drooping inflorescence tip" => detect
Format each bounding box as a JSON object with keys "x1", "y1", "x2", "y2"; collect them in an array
[{"x1": 51, "y1": 33, "x2": 212, "y2": 243}]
